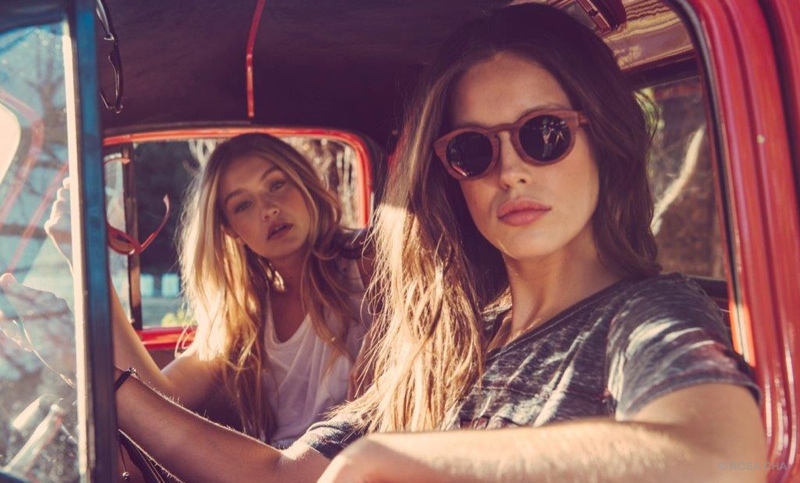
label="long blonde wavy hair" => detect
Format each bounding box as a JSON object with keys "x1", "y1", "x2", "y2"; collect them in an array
[
  {"x1": 342, "y1": 4, "x2": 658, "y2": 433},
  {"x1": 179, "y1": 133, "x2": 362, "y2": 440}
]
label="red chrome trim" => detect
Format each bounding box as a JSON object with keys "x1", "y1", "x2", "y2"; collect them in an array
[
  {"x1": 762, "y1": 0, "x2": 800, "y2": 176},
  {"x1": 685, "y1": 0, "x2": 800, "y2": 478},
  {"x1": 246, "y1": 0, "x2": 267, "y2": 119},
  {"x1": 104, "y1": 127, "x2": 373, "y2": 225},
  {"x1": 138, "y1": 326, "x2": 194, "y2": 352}
]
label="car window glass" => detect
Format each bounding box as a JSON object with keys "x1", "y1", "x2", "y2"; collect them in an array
[
  {"x1": 105, "y1": 155, "x2": 131, "y2": 315},
  {"x1": 642, "y1": 76, "x2": 724, "y2": 279},
  {"x1": 0, "y1": 21, "x2": 81, "y2": 481}
]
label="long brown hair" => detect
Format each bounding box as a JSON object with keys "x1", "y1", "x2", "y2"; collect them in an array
[
  {"x1": 345, "y1": 3, "x2": 659, "y2": 432},
  {"x1": 179, "y1": 133, "x2": 362, "y2": 440}
]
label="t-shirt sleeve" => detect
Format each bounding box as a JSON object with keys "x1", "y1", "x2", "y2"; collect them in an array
[
  {"x1": 606, "y1": 274, "x2": 759, "y2": 419},
  {"x1": 296, "y1": 411, "x2": 366, "y2": 460}
]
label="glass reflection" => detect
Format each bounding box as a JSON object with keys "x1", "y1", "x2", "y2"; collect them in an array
[{"x1": 0, "y1": 21, "x2": 80, "y2": 482}]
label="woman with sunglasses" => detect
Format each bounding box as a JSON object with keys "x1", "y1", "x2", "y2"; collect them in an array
[{"x1": 111, "y1": 4, "x2": 764, "y2": 481}]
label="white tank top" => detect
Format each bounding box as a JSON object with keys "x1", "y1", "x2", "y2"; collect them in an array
[{"x1": 261, "y1": 257, "x2": 369, "y2": 448}]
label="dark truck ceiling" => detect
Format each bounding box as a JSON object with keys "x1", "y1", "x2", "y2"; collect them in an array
[{"x1": 97, "y1": 0, "x2": 693, "y2": 147}]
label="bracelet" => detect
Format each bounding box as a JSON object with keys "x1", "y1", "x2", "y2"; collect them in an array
[{"x1": 114, "y1": 367, "x2": 138, "y2": 392}]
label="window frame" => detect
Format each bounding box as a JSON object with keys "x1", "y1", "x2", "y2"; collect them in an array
[
  {"x1": 103, "y1": 126, "x2": 376, "y2": 334},
  {"x1": 668, "y1": 0, "x2": 800, "y2": 472}
]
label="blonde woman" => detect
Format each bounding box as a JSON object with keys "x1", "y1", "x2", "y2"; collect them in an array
[
  {"x1": 111, "y1": 5, "x2": 764, "y2": 482},
  {"x1": 32, "y1": 133, "x2": 366, "y2": 450}
]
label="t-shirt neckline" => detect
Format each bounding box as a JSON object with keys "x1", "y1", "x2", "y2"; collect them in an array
[{"x1": 487, "y1": 278, "x2": 633, "y2": 359}]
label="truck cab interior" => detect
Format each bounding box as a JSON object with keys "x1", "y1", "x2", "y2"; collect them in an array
[{"x1": 0, "y1": 0, "x2": 797, "y2": 480}]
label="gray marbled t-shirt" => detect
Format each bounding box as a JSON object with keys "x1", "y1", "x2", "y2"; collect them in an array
[{"x1": 298, "y1": 273, "x2": 758, "y2": 459}]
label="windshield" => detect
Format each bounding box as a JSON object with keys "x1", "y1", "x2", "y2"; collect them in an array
[{"x1": 0, "y1": 21, "x2": 80, "y2": 482}]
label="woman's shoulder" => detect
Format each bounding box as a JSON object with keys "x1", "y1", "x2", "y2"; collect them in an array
[
  {"x1": 333, "y1": 228, "x2": 374, "y2": 287},
  {"x1": 605, "y1": 272, "x2": 727, "y2": 338},
  {"x1": 334, "y1": 227, "x2": 370, "y2": 260},
  {"x1": 617, "y1": 272, "x2": 713, "y2": 303}
]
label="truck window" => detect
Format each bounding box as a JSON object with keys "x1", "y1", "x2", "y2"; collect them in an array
[
  {"x1": 105, "y1": 133, "x2": 370, "y2": 328},
  {"x1": 642, "y1": 76, "x2": 724, "y2": 279},
  {"x1": 0, "y1": 21, "x2": 80, "y2": 481}
]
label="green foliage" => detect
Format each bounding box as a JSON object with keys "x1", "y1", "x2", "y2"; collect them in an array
[{"x1": 160, "y1": 309, "x2": 195, "y2": 327}]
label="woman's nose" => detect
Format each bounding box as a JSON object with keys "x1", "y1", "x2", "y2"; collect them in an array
[
  {"x1": 261, "y1": 200, "x2": 279, "y2": 219},
  {"x1": 497, "y1": 132, "x2": 531, "y2": 188}
]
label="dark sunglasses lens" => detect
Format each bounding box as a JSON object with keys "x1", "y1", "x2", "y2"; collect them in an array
[
  {"x1": 446, "y1": 132, "x2": 493, "y2": 177},
  {"x1": 519, "y1": 115, "x2": 572, "y2": 163}
]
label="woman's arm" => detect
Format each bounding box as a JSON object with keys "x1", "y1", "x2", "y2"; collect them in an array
[
  {"x1": 110, "y1": 284, "x2": 220, "y2": 410},
  {"x1": 320, "y1": 384, "x2": 767, "y2": 482},
  {"x1": 115, "y1": 370, "x2": 330, "y2": 483},
  {"x1": 44, "y1": 177, "x2": 221, "y2": 409},
  {"x1": 0, "y1": 272, "x2": 215, "y2": 410}
]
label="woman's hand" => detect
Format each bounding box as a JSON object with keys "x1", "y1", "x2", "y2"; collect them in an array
[
  {"x1": 317, "y1": 435, "x2": 435, "y2": 483},
  {"x1": 0, "y1": 273, "x2": 76, "y2": 385},
  {"x1": 317, "y1": 437, "x2": 385, "y2": 483},
  {"x1": 43, "y1": 177, "x2": 73, "y2": 268}
]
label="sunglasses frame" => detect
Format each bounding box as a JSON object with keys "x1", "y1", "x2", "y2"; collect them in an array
[
  {"x1": 433, "y1": 109, "x2": 589, "y2": 180},
  {"x1": 104, "y1": 157, "x2": 171, "y2": 255},
  {"x1": 97, "y1": 0, "x2": 124, "y2": 113}
]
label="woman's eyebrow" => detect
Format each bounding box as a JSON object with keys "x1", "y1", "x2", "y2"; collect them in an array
[
  {"x1": 451, "y1": 103, "x2": 571, "y2": 129},
  {"x1": 222, "y1": 165, "x2": 281, "y2": 206}
]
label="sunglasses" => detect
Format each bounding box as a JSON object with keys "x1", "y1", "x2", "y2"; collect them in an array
[
  {"x1": 104, "y1": 157, "x2": 171, "y2": 255},
  {"x1": 106, "y1": 195, "x2": 170, "y2": 255},
  {"x1": 434, "y1": 109, "x2": 589, "y2": 180}
]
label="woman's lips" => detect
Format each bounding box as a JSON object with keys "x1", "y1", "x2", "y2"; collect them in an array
[
  {"x1": 268, "y1": 223, "x2": 293, "y2": 240},
  {"x1": 497, "y1": 199, "x2": 551, "y2": 226}
]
